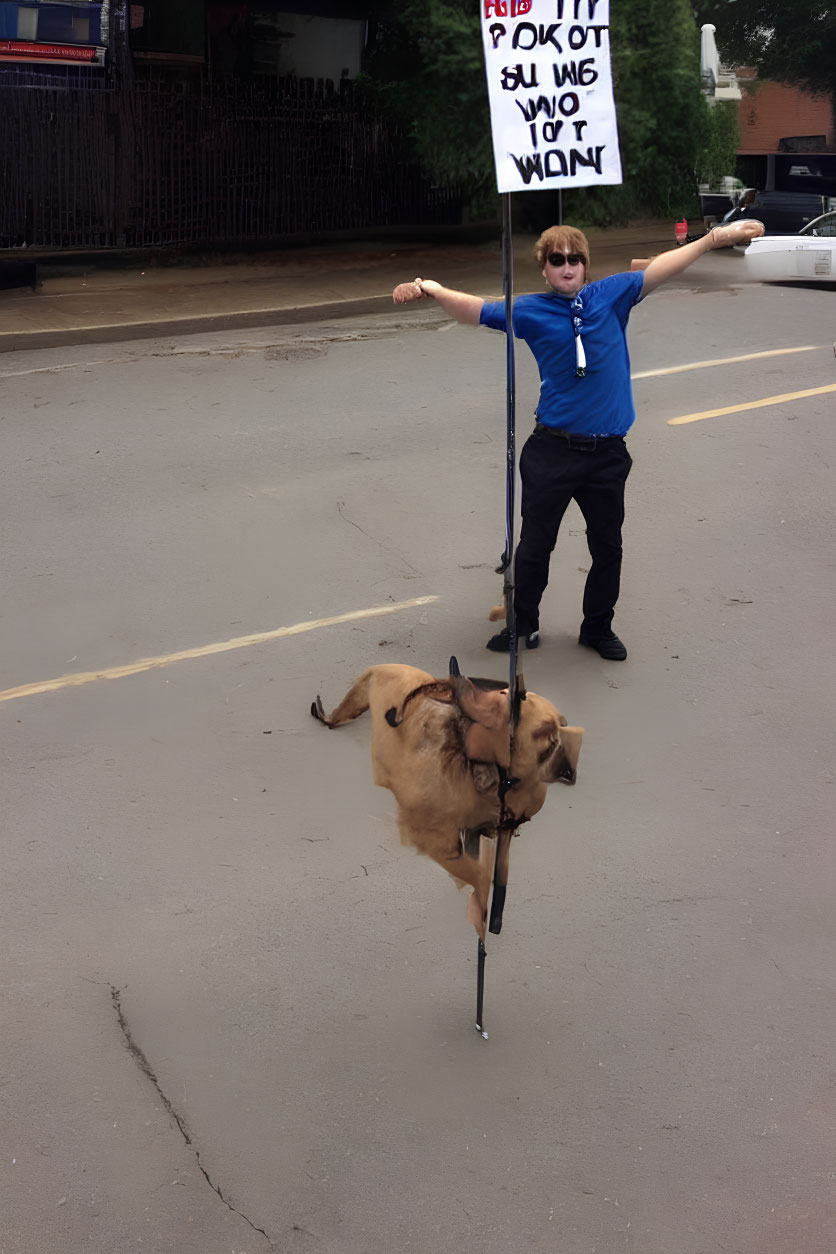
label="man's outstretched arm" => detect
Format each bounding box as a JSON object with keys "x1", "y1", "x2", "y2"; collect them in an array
[
  {"x1": 393, "y1": 277, "x2": 484, "y2": 325},
  {"x1": 641, "y1": 219, "x2": 764, "y2": 295}
]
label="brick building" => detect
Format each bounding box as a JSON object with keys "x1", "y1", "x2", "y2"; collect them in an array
[{"x1": 737, "y1": 69, "x2": 835, "y2": 154}]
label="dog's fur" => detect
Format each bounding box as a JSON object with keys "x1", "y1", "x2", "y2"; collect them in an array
[{"x1": 312, "y1": 664, "x2": 582, "y2": 938}]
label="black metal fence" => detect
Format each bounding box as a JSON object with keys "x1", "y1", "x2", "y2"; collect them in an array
[{"x1": 0, "y1": 69, "x2": 461, "y2": 250}]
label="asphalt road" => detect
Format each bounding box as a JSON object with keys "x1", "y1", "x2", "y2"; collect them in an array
[{"x1": 2, "y1": 251, "x2": 834, "y2": 1254}]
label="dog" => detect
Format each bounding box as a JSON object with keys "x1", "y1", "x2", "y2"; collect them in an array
[{"x1": 311, "y1": 661, "x2": 582, "y2": 939}]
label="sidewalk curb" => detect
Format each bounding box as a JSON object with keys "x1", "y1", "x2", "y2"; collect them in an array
[
  {"x1": 0, "y1": 227, "x2": 678, "y2": 353},
  {"x1": 0, "y1": 294, "x2": 399, "y2": 353}
]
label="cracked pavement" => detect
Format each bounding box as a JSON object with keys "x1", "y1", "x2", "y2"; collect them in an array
[{"x1": 110, "y1": 986, "x2": 273, "y2": 1250}]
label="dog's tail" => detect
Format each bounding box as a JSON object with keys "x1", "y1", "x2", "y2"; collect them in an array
[
  {"x1": 488, "y1": 603, "x2": 506, "y2": 622},
  {"x1": 311, "y1": 669, "x2": 375, "y2": 728}
]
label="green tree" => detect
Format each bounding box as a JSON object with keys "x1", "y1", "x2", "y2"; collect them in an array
[
  {"x1": 363, "y1": 2, "x2": 495, "y2": 215},
  {"x1": 696, "y1": 99, "x2": 740, "y2": 188},
  {"x1": 365, "y1": 0, "x2": 717, "y2": 225},
  {"x1": 581, "y1": 0, "x2": 708, "y2": 221}
]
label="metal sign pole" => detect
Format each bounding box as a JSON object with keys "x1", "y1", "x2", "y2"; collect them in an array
[
  {"x1": 502, "y1": 192, "x2": 517, "y2": 690},
  {"x1": 476, "y1": 191, "x2": 518, "y2": 1041},
  {"x1": 475, "y1": 939, "x2": 487, "y2": 1038}
]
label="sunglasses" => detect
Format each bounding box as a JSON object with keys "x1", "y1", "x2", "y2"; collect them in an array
[{"x1": 547, "y1": 251, "x2": 585, "y2": 267}]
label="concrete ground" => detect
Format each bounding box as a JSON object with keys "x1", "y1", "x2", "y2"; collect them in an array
[{"x1": 2, "y1": 241, "x2": 834, "y2": 1254}]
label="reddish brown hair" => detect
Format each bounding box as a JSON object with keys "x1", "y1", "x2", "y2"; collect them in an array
[{"x1": 534, "y1": 225, "x2": 590, "y2": 271}]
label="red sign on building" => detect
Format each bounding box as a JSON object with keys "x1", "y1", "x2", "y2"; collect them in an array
[{"x1": 0, "y1": 39, "x2": 105, "y2": 65}]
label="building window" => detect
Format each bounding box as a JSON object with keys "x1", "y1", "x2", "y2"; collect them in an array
[
  {"x1": 129, "y1": 0, "x2": 205, "y2": 59},
  {"x1": 0, "y1": 2, "x2": 105, "y2": 46}
]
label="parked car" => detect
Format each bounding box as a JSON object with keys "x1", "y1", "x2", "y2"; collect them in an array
[
  {"x1": 735, "y1": 190, "x2": 831, "y2": 234},
  {"x1": 698, "y1": 176, "x2": 745, "y2": 224},
  {"x1": 743, "y1": 212, "x2": 836, "y2": 283},
  {"x1": 800, "y1": 209, "x2": 836, "y2": 237}
]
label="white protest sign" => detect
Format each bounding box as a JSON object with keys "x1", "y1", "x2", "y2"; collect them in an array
[{"x1": 481, "y1": 0, "x2": 622, "y2": 194}]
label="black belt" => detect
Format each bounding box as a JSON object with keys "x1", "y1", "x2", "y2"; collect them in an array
[{"x1": 534, "y1": 422, "x2": 625, "y2": 449}]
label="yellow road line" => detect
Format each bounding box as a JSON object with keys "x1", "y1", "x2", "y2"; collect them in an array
[
  {"x1": 668, "y1": 383, "x2": 836, "y2": 425},
  {"x1": 632, "y1": 344, "x2": 821, "y2": 380},
  {"x1": 0, "y1": 595, "x2": 439, "y2": 705}
]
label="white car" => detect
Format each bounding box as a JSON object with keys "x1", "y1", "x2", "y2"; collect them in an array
[{"x1": 744, "y1": 211, "x2": 836, "y2": 282}]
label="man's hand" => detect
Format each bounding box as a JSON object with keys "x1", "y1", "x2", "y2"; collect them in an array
[
  {"x1": 393, "y1": 277, "x2": 440, "y2": 304},
  {"x1": 710, "y1": 219, "x2": 765, "y2": 248},
  {"x1": 642, "y1": 218, "x2": 766, "y2": 294},
  {"x1": 392, "y1": 278, "x2": 484, "y2": 324}
]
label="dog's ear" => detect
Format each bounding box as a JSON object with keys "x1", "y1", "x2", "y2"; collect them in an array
[
  {"x1": 450, "y1": 674, "x2": 508, "y2": 731},
  {"x1": 547, "y1": 725, "x2": 583, "y2": 785},
  {"x1": 449, "y1": 673, "x2": 511, "y2": 768}
]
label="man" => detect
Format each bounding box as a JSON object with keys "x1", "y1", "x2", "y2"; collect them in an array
[{"x1": 393, "y1": 219, "x2": 762, "y2": 659}]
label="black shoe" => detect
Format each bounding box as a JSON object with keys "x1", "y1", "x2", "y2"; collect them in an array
[
  {"x1": 486, "y1": 627, "x2": 540, "y2": 652},
  {"x1": 578, "y1": 630, "x2": 627, "y2": 660}
]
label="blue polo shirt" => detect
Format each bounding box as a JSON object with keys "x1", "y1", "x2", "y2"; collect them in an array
[{"x1": 479, "y1": 271, "x2": 644, "y2": 436}]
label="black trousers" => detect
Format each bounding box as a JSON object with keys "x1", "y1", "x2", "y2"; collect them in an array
[{"x1": 514, "y1": 427, "x2": 633, "y2": 637}]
